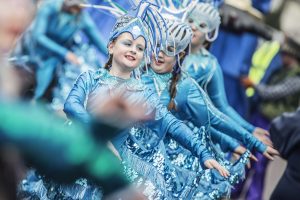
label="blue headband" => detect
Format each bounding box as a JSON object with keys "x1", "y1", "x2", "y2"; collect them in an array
[{"x1": 108, "y1": 16, "x2": 148, "y2": 48}]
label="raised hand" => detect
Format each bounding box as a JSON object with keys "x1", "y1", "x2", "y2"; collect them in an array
[
  {"x1": 65, "y1": 51, "x2": 81, "y2": 65},
  {"x1": 240, "y1": 76, "x2": 255, "y2": 88}
]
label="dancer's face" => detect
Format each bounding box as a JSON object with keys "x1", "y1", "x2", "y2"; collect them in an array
[
  {"x1": 151, "y1": 50, "x2": 176, "y2": 74},
  {"x1": 187, "y1": 18, "x2": 206, "y2": 48},
  {"x1": 0, "y1": 0, "x2": 35, "y2": 52},
  {"x1": 108, "y1": 32, "x2": 146, "y2": 72}
]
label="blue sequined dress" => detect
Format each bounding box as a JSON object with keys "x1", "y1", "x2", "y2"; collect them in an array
[
  {"x1": 140, "y1": 68, "x2": 264, "y2": 187},
  {"x1": 64, "y1": 68, "x2": 236, "y2": 199}
]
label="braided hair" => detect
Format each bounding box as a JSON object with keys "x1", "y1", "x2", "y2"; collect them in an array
[
  {"x1": 162, "y1": 19, "x2": 192, "y2": 110},
  {"x1": 167, "y1": 48, "x2": 188, "y2": 111}
]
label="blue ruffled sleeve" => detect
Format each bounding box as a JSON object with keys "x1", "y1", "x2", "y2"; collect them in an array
[{"x1": 64, "y1": 71, "x2": 95, "y2": 123}]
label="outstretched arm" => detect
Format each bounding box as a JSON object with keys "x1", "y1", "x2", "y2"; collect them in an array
[
  {"x1": 208, "y1": 59, "x2": 255, "y2": 133},
  {"x1": 33, "y1": 5, "x2": 68, "y2": 58},
  {"x1": 255, "y1": 77, "x2": 300, "y2": 100},
  {"x1": 64, "y1": 71, "x2": 94, "y2": 123},
  {"x1": 188, "y1": 78, "x2": 271, "y2": 155},
  {"x1": 210, "y1": 127, "x2": 240, "y2": 153},
  {"x1": 144, "y1": 88, "x2": 229, "y2": 176}
]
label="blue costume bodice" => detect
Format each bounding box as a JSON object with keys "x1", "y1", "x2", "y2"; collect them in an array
[{"x1": 183, "y1": 48, "x2": 255, "y2": 133}]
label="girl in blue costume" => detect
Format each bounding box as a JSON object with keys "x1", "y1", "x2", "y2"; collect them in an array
[
  {"x1": 182, "y1": 3, "x2": 276, "y2": 200},
  {"x1": 183, "y1": 2, "x2": 273, "y2": 147},
  {"x1": 140, "y1": 11, "x2": 277, "y2": 195},
  {"x1": 63, "y1": 1, "x2": 238, "y2": 199},
  {"x1": 27, "y1": 0, "x2": 107, "y2": 101}
]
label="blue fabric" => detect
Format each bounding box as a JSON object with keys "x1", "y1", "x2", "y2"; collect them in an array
[
  {"x1": 209, "y1": 30, "x2": 258, "y2": 115},
  {"x1": 140, "y1": 69, "x2": 258, "y2": 198},
  {"x1": 31, "y1": 0, "x2": 107, "y2": 99},
  {"x1": 120, "y1": 137, "x2": 231, "y2": 199},
  {"x1": 141, "y1": 69, "x2": 266, "y2": 153},
  {"x1": 224, "y1": 72, "x2": 250, "y2": 116},
  {"x1": 64, "y1": 68, "x2": 213, "y2": 163},
  {"x1": 183, "y1": 48, "x2": 255, "y2": 133},
  {"x1": 208, "y1": 0, "x2": 271, "y2": 116},
  {"x1": 251, "y1": 52, "x2": 282, "y2": 104},
  {"x1": 87, "y1": 0, "x2": 131, "y2": 43},
  {"x1": 34, "y1": 58, "x2": 59, "y2": 99},
  {"x1": 33, "y1": 0, "x2": 107, "y2": 58},
  {"x1": 210, "y1": 127, "x2": 239, "y2": 152},
  {"x1": 252, "y1": 0, "x2": 271, "y2": 13},
  {"x1": 210, "y1": 31, "x2": 258, "y2": 78},
  {"x1": 259, "y1": 52, "x2": 282, "y2": 84},
  {"x1": 64, "y1": 68, "x2": 236, "y2": 199}
]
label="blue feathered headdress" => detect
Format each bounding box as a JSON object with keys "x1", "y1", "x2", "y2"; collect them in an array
[{"x1": 80, "y1": 0, "x2": 168, "y2": 60}]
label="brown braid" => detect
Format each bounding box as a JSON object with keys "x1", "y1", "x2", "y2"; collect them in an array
[
  {"x1": 167, "y1": 50, "x2": 187, "y2": 111},
  {"x1": 104, "y1": 54, "x2": 113, "y2": 70},
  {"x1": 167, "y1": 71, "x2": 181, "y2": 111}
]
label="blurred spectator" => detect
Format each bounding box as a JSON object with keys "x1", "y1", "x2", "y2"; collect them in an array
[
  {"x1": 210, "y1": 0, "x2": 271, "y2": 117},
  {"x1": 210, "y1": 1, "x2": 273, "y2": 200},
  {"x1": 0, "y1": 0, "x2": 36, "y2": 99},
  {"x1": 14, "y1": 0, "x2": 107, "y2": 102},
  {"x1": 269, "y1": 107, "x2": 300, "y2": 200},
  {"x1": 0, "y1": 101, "x2": 130, "y2": 199},
  {"x1": 0, "y1": 0, "x2": 36, "y2": 54},
  {"x1": 242, "y1": 36, "x2": 300, "y2": 120},
  {"x1": 237, "y1": 1, "x2": 300, "y2": 198}
]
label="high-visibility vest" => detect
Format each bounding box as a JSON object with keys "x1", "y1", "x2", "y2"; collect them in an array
[{"x1": 247, "y1": 41, "x2": 280, "y2": 97}]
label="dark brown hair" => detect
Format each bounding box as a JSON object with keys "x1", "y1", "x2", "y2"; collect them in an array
[
  {"x1": 167, "y1": 50, "x2": 187, "y2": 111},
  {"x1": 104, "y1": 54, "x2": 113, "y2": 70},
  {"x1": 168, "y1": 70, "x2": 181, "y2": 111}
]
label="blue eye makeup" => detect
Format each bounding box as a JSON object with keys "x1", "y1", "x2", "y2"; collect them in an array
[
  {"x1": 137, "y1": 44, "x2": 145, "y2": 52},
  {"x1": 122, "y1": 40, "x2": 132, "y2": 46}
]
